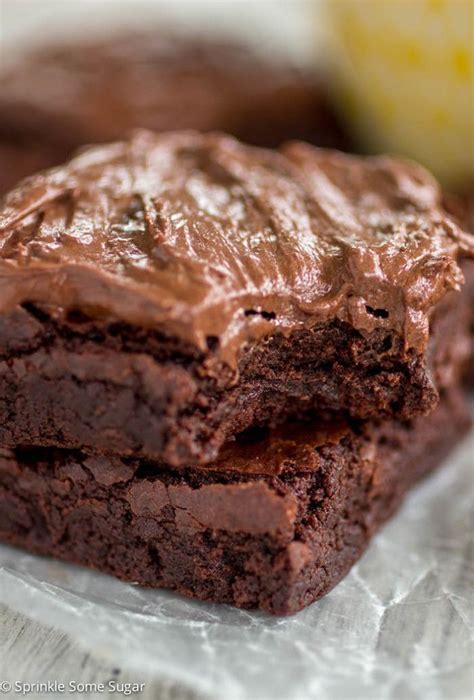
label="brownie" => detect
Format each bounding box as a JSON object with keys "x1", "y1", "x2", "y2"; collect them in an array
[
  {"x1": 0, "y1": 131, "x2": 472, "y2": 465},
  {"x1": 0, "y1": 388, "x2": 469, "y2": 615},
  {"x1": 463, "y1": 259, "x2": 474, "y2": 384},
  {"x1": 443, "y1": 189, "x2": 474, "y2": 383},
  {"x1": 0, "y1": 33, "x2": 349, "y2": 194}
]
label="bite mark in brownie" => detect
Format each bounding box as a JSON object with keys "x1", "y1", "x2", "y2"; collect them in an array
[
  {"x1": 0, "y1": 286, "x2": 470, "y2": 464},
  {"x1": 0, "y1": 389, "x2": 469, "y2": 615},
  {"x1": 0, "y1": 131, "x2": 472, "y2": 463}
]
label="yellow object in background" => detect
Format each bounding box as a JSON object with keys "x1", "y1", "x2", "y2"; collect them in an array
[{"x1": 325, "y1": 0, "x2": 474, "y2": 188}]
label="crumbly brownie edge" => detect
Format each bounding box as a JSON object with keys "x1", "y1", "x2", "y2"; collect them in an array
[
  {"x1": 0, "y1": 284, "x2": 470, "y2": 465},
  {"x1": 0, "y1": 389, "x2": 469, "y2": 615}
]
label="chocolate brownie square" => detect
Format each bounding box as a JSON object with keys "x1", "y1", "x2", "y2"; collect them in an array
[
  {"x1": 0, "y1": 388, "x2": 469, "y2": 615},
  {"x1": 0, "y1": 131, "x2": 472, "y2": 465},
  {"x1": 0, "y1": 33, "x2": 349, "y2": 194}
]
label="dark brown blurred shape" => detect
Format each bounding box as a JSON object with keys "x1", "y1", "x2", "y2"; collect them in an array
[
  {"x1": 0, "y1": 33, "x2": 350, "y2": 194},
  {"x1": 444, "y1": 189, "x2": 474, "y2": 235}
]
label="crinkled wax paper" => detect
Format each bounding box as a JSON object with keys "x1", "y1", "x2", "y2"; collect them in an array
[{"x1": 0, "y1": 429, "x2": 472, "y2": 700}]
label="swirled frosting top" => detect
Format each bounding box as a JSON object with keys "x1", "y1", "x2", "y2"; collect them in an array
[{"x1": 0, "y1": 130, "x2": 472, "y2": 363}]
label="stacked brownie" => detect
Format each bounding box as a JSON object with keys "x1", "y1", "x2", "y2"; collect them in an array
[{"x1": 0, "y1": 130, "x2": 473, "y2": 614}]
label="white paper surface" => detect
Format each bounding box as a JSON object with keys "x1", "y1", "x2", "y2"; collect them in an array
[{"x1": 1, "y1": 428, "x2": 472, "y2": 700}]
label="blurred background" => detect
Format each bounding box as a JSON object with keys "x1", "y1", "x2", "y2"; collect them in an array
[
  {"x1": 1, "y1": 0, "x2": 318, "y2": 61},
  {"x1": 0, "y1": 0, "x2": 473, "y2": 190}
]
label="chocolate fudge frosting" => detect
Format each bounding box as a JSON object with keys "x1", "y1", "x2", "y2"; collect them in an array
[{"x1": 0, "y1": 131, "x2": 472, "y2": 365}]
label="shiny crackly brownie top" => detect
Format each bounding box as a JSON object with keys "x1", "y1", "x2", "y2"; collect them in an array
[
  {"x1": 0, "y1": 130, "x2": 472, "y2": 365},
  {"x1": 0, "y1": 33, "x2": 339, "y2": 150}
]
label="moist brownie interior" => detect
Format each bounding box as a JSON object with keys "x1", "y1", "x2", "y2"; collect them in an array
[{"x1": 0, "y1": 284, "x2": 470, "y2": 464}]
